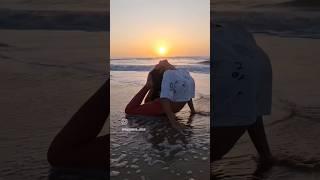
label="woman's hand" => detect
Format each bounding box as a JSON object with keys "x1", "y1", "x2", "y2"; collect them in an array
[
  {"x1": 160, "y1": 98, "x2": 185, "y2": 133},
  {"x1": 169, "y1": 118, "x2": 185, "y2": 133},
  {"x1": 162, "y1": 115, "x2": 184, "y2": 133}
]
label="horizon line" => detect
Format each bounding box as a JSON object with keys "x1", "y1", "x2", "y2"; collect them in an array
[{"x1": 110, "y1": 55, "x2": 210, "y2": 60}]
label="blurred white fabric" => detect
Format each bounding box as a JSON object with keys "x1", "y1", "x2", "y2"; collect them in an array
[
  {"x1": 160, "y1": 69, "x2": 195, "y2": 102},
  {"x1": 213, "y1": 23, "x2": 272, "y2": 127}
]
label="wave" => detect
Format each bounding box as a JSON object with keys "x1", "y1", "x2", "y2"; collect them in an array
[
  {"x1": 213, "y1": 11, "x2": 320, "y2": 38},
  {"x1": 111, "y1": 64, "x2": 210, "y2": 74},
  {"x1": 269, "y1": 0, "x2": 320, "y2": 9},
  {"x1": 0, "y1": 9, "x2": 108, "y2": 31}
]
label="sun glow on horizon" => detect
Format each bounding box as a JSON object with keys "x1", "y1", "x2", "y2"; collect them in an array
[
  {"x1": 158, "y1": 46, "x2": 168, "y2": 57},
  {"x1": 153, "y1": 39, "x2": 171, "y2": 57},
  {"x1": 111, "y1": 0, "x2": 209, "y2": 58}
]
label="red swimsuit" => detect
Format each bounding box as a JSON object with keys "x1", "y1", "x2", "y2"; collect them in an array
[{"x1": 125, "y1": 86, "x2": 164, "y2": 116}]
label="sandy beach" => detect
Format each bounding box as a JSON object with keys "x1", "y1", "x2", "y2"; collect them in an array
[
  {"x1": 0, "y1": 30, "x2": 108, "y2": 179},
  {"x1": 212, "y1": 34, "x2": 320, "y2": 179}
]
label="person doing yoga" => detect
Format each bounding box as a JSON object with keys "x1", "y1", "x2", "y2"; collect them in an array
[{"x1": 125, "y1": 60, "x2": 196, "y2": 131}]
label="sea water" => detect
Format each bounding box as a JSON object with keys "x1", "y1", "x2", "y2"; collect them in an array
[{"x1": 213, "y1": 0, "x2": 320, "y2": 39}]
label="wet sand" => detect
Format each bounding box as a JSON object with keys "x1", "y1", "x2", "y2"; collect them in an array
[
  {"x1": 110, "y1": 71, "x2": 210, "y2": 180},
  {"x1": 0, "y1": 30, "x2": 108, "y2": 179},
  {"x1": 212, "y1": 34, "x2": 320, "y2": 179}
]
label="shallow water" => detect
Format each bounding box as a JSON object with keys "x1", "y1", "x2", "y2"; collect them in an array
[
  {"x1": 212, "y1": 100, "x2": 320, "y2": 180},
  {"x1": 110, "y1": 59, "x2": 210, "y2": 179}
]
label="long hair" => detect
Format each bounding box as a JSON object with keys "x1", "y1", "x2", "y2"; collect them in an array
[{"x1": 149, "y1": 68, "x2": 164, "y2": 100}]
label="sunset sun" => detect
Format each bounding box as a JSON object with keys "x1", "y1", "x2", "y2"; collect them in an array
[{"x1": 158, "y1": 46, "x2": 167, "y2": 56}]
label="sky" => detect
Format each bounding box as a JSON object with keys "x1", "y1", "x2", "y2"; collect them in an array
[{"x1": 110, "y1": 0, "x2": 210, "y2": 58}]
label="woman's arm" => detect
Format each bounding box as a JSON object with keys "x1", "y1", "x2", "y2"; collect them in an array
[
  {"x1": 160, "y1": 98, "x2": 183, "y2": 133},
  {"x1": 125, "y1": 72, "x2": 164, "y2": 116},
  {"x1": 125, "y1": 73, "x2": 153, "y2": 114},
  {"x1": 125, "y1": 85, "x2": 150, "y2": 114},
  {"x1": 188, "y1": 99, "x2": 196, "y2": 114},
  {"x1": 144, "y1": 89, "x2": 154, "y2": 103}
]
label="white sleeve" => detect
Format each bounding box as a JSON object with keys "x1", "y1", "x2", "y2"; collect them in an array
[
  {"x1": 160, "y1": 71, "x2": 174, "y2": 100},
  {"x1": 185, "y1": 70, "x2": 195, "y2": 99},
  {"x1": 191, "y1": 77, "x2": 195, "y2": 98}
]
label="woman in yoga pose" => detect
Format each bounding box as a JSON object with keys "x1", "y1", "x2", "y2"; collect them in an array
[
  {"x1": 125, "y1": 60, "x2": 196, "y2": 131},
  {"x1": 46, "y1": 60, "x2": 195, "y2": 179}
]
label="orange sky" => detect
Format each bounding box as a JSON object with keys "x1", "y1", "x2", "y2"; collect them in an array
[{"x1": 110, "y1": 0, "x2": 210, "y2": 58}]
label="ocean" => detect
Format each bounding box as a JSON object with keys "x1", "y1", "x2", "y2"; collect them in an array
[
  {"x1": 213, "y1": 0, "x2": 320, "y2": 39},
  {"x1": 111, "y1": 57, "x2": 209, "y2": 74},
  {"x1": 0, "y1": 0, "x2": 108, "y2": 31}
]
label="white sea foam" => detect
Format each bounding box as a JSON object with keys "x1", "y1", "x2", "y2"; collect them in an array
[
  {"x1": 110, "y1": 171, "x2": 120, "y2": 177},
  {"x1": 130, "y1": 165, "x2": 140, "y2": 169}
]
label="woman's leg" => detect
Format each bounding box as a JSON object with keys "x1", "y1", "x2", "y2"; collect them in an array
[
  {"x1": 47, "y1": 80, "x2": 109, "y2": 169},
  {"x1": 125, "y1": 85, "x2": 164, "y2": 116},
  {"x1": 248, "y1": 116, "x2": 272, "y2": 162},
  {"x1": 125, "y1": 85, "x2": 149, "y2": 114},
  {"x1": 211, "y1": 127, "x2": 246, "y2": 161}
]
